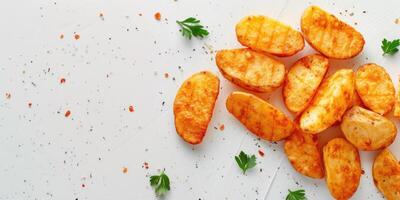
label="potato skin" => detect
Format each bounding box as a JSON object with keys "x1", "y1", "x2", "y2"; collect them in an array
[
  {"x1": 283, "y1": 54, "x2": 329, "y2": 113},
  {"x1": 300, "y1": 69, "x2": 354, "y2": 134},
  {"x1": 341, "y1": 106, "x2": 397, "y2": 151},
  {"x1": 373, "y1": 149, "x2": 400, "y2": 200},
  {"x1": 355, "y1": 63, "x2": 395, "y2": 115},
  {"x1": 301, "y1": 6, "x2": 364, "y2": 59},
  {"x1": 226, "y1": 91, "x2": 294, "y2": 141},
  {"x1": 236, "y1": 15, "x2": 304, "y2": 57},
  {"x1": 394, "y1": 76, "x2": 400, "y2": 118},
  {"x1": 216, "y1": 48, "x2": 285, "y2": 93},
  {"x1": 284, "y1": 126, "x2": 324, "y2": 179},
  {"x1": 173, "y1": 71, "x2": 220, "y2": 144},
  {"x1": 323, "y1": 138, "x2": 361, "y2": 200}
]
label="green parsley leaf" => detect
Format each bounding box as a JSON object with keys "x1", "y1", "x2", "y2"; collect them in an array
[
  {"x1": 176, "y1": 17, "x2": 209, "y2": 39},
  {"x1": 149, "y1": 170, "x2": 170, "y2": 196},
  {"x1": 235, "y1": 151, "x2": 257, "y2": 174},
  {"x1": 286, "y1": 189, "x2": 307, "y2": 200},
  {"x1": 381, "y1": 38, "x2": 400, "y2": 56}
]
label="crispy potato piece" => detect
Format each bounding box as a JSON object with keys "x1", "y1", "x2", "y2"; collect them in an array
[
  {"x1": 323, "y1": 138, "x2": 361, "y2": 200},
  {"x1": 355, "y1": 63, "x2": 395, "y2": 115},
  {"x1": 226, "y1": 91, "x2": 294, "y2": 141},
  {"x1": 301, "y1": 6, "x2": 365, "y2": 59},
  {"x1": 373, "y1": 149, "x2": 400, "y2": 200},
  {"x1": 393, "y1": 76, "x2": 400, "y2": 117},
  {"x1": 300, "y1": 69, "x2": 354, "y2": 134},
  {"x1": 284, "y1": 126, "x2": 324, "y2": 179},
  {"x1": 216, "y1": 48, "x2": 285, "y2": 93},
  {"x1": 341, "y1": 106, "x2": 397, "y2": 151},
  {"x1": 283, "y1": 54, "x2": 329, "y2": 113},
  {"x1": 236, "y1": 15, "x2": 304, "y2": 57},
  {"x1": 348, "y1": 90, "x2": 363, "y2": 110},
  {"x1": 173, "y1": 71, "x2": 220, "y2": 144}
]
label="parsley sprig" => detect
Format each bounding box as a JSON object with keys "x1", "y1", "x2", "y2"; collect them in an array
[
  {"x1": 235, "y1": 151, "x2": 256, "y2": 174},
  {"x1": 381, "y1": 38, "x2": 400, "y2": 56},
  {"x1": 150, "y1": 170, "x2": 170, "y2": 196},
  {"x1": 286, "y1": 189, "x2": 307, "y2": 200},
  {"x1": 176, "y1": 17, "x2": 209, "y2": 39}
]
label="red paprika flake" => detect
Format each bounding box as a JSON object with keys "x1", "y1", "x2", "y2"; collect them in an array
[
  {"x1": 154, "y1": 12, "x2": 161, "y2": 21},
  {"x1": 361, "y1": 169, "x2": 365, "y2": 175},
  {"x1": 60, "y1": 34, "x2": 64, "y2": 39},
  {"x1": 28, "y1": 102, "x2": 32, "y2": 108},
  {"x1": 65, "y1": 110, "x2": 71, "y2": 117},
  {"x1": 60, "y1": 78, "x2": 66, "y2": 84},
  {"x1": 74, "y1": 34, "x2": 80, "y2": 40},
  {"x1": 164, "y1": 73, "x2": 169, "y2": 78},
  {"x1": 5, "y1": 93, "x2": 11, "y2": 99},
  {"x1": 81, "y1": 184, "x2": 85, "y2": 188},
  {"x1": 258, "y1": 150, "x2": 265, "y2": 157},
  {"x1": 143, "y1": 162, "x2": 149, "y2": 169},
  {"x1": 128, "y1": 105, "x2": 134, "y2": 112},
  {"x1": 219, "y1": 124, "x2": 225, "y2": 131},
  {"x1": 122, "y1": 167, "x2": 128, "y2": 174}
]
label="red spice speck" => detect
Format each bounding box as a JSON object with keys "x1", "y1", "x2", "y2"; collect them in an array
[
  {"x1": 5, "y1": 93, "x2": 11, "y2": 99},
  {"x1": 154, "y1": 12, "x2": 161, "y2": 21},
  {"x1": 164, "y1": 73, "x2": 169, "y2": 78},
  {"x1": 74, "y1": 34, "x2": 80, "y2": 40},
  {"x1": 361, "y1": 169, "x2": 365, "y2": 175},
  {"x1": 60, "y1": 34, "x2": 64, "y2": 39},
  {"x1": 128, "y1": 105, "x2": 134, "y2": 112},
  {"x1": 60, "y1": 78, "x2": 66, "y2": 84},
  {"x1": 143, "y1": 162, "x2": 149, "y2": 169},
  {"x1": 258, "y1": 150, "x2": 265, "y2": 157},
  {"x1": 81, "y1": 184, "x2": 85, "y2": 188},
  {"x1": 65, "y1": 110, "x2": 71, "y2": 117},
  {"x1": 219, "y1": 124, "x2": 225, "y2": 131},
  {"x1": 28, "y1": 102, "x2": 32, "y2": 108},
  {"x1": 122, "y1": 167, "x2": 128, "y2": 174}
]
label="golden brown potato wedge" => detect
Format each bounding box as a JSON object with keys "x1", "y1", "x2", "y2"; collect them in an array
[
  {"x1": 216, "y1": 48, "x2": 285, "y2": 93},
  {"x1": 300, "y1": 69, "x2": 354, "y2": 134},
  {"x1": 323, "y1": 138, "x2": 361, "y2": 200},
  {"x1": 173, "y1": 71, "x2": 220, "y2": 144},
  {"x1": 393, "y1": 76, "x2": 400, "y2": 118},
  {"x1": 355, "y1": 63, "x2": 395, "y2": 115},
  {"x1": 341, "y1": 106, "x2": 397, "y2": 151},
  {"x1": 348, "y1": 90, "x2": 364, "y2": 110},
  {"x1": 226, "y1": 91, "x2": 294, "y2": 141},
  {"x1": 283, "y1": 54, "x2": 329, "y2": 113},
  {"x1": 373, "y1": 149, "x2": 400, "y2": 200},
  {"x1": 301, "y1": 6, "x2": 365, "y2": 59},
  {"x1": 236, "y1": 15, "x2": 304, "y2": 57},
  {"x1": 284, "y1": 126, "x2": 324, "y2": 179}
]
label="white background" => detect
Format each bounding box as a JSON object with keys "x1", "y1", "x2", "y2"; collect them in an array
[{"x1": 0, "y1": 0, "x2": 399, "y2": 199}]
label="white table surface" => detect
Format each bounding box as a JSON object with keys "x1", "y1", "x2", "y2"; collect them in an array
[{"x1": 0, "y1": 0, "x2": 399, "y2": 199}]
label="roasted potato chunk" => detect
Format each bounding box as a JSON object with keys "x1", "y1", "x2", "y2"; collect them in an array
[
  {"x1": 323, "y1": 138, "x2": 361, "y2": 200},
  {"x1": 284, "y1": 126, "x2": 324, "y2": 179},
  {"x1": 283, "y1": 54, "x2": 329, "y2": 113},
  {"x1": 236, "y1": 15, "x2": 304, "y2": 57},
  {"x1": 301, "y1": 6, "x2": 365, "y2": 59},
  {"x1": 300, "y1": 69, "x2": 354, "y2": 134},
  {"x1": 393, "y1": 76, "x2": 400, "y2": 118},
  {"x1": 348, "y1": 90, "x2": 363, "y2": 110},
  {"x1": 373, "y1": 149, "x2": 400, "y2": 200},
  {"x1": 173, "y1": 71, "x2": 220, "y2": 144},
  {"x1": 226, "y1": 91, "x2": 294, "y2": 141},
  {"x1": 216, "y1": 48, "x2": 285, "y2": 93},
  {"x1": 341, "y1": 106, "x2": 397, "y2": 151},
  {"x1": 355, "y1": 63, "x2": 395, "y2": 115}
]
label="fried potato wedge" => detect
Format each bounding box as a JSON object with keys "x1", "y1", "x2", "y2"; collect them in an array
[
  {"x1": 323, "y1": 138, "x2": 361, "y2": 200},
  {"x1": 301, "y1": 6, "x2": 365, "y2": 59},
  {"x1": 173, "y1": 71, "x2": 220, "y2": 144},
  {"x1": 216, "y1": 48, "x2": 285, "y2": 93},
  {"x1": 226, "y1": 91, "x2": 294, "y2": 141},
  {"x1": 284, "y1": 126, "x2": 324, "y2": 179},
  {"x1": 283, "y1": 54, "x2": 329, "y2": 113},
  {"x1": 236, "y1": 15, "x2": 304, "y2": 57},
  {"x1": 393, "y1": 76, "x2": 400, "y2": 118},
  {"x1": 355, "y1": 63, "x2": 395, "y2": 115},
  {"x1": 341, "y1": 106, "x2": 397, "y2": 151},
  {"x1": 373, "y1": 149, "x2": 400, "y2": 200},
  {"x1": 348, "y1": 90, "x2": 363, "y2": 110},
  {"x1": 300, "y1": 69, "x2": 354, "y2": 134}
]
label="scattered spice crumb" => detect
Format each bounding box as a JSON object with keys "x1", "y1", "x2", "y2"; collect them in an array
[
  {"x1": 219, "y1": 124, "x2": 225, "y2": 131},
  {"x1": 60, "y1": 34, "x2": 64, "y2": 39},
  {"x1": 154, "y1": 12, "x2": 161, "y2": 21},
  {"x1": 361, "y1": 169, "x2": 365, "y2": 175},
  {"x1": 128, "y1": 105, "x2": 134, "y2": 112},
  {"x1": 143, "y1": 162, "x2": 149, "y2": 169},
  {"x1": 28, "y1": 102, "x2": 32, "y2": 108},
  {"x1": 65, "y1": 110, "x2": 71, "y2": 117},
  {"x1": 99, "y1": 13, "x2": 103, "y2": 17},
  {"x1": 5, "y1": 93, "x2": 11, "y2": 99},
  {"x1": 81, "y1": 184, "x2": 85, "y2": 188},
  {"x1": 395, "y1": 18, "x2": 400, "y2": 24},
  {"x1": 349, "y1": 12, "x2": 354, "y2": 16},
  {"x1": 164, "y1": 73, "x2": 169, "y2": 78},
  {"x1": 258, "y1": 150, "x2": 265, "y2": 157},
  {"x1": 122, "y1": 167, "x2": 128, "y2": 174},
  {"x1": 60, "y1": 78, "x2": 66, "y2": 84},
  {"x1": 138, "y1": 13, "x2": 143, "y2": 16},
  {"x1": 74, "y1": 34, "x2": 80, "y2": 40}
]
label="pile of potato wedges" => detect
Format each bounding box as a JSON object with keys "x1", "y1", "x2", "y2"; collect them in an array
[{"x1": 173, "y1": 5, "x2": 400, "y2": 200}]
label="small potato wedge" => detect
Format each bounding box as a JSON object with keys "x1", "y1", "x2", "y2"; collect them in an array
[
  {"x1": 300, "y1": 69, "x2": 354, "y2": 134},
  {"x1": 283, "y1": 54, "x2": 329, "y2": 113},
  {"x1": 373, "y1": 149, "x2": 400, "y2": 200},
  {"x1": 173, "y1": 71, "x2": 220, "y2": 144},
  {"x1": 236, "y1": 15, "x2": 304, "y2": 56},
  {"x1": 355, "y1": 63, "x2": 395, "y2": 115},
  {"x1": 226, "y1": 91, "x2": 294, "y2": 141},
  {"x1": 341, "y1": 106, "x2": 397, "y2": 151},
  {"x1": 284, "y1": 126, "x2": 324, "y2": 179},
  {"x1": 301, "y1": 6, "x2": 365, "y2": 59},
  {"x1": 393, "y1": 76, "x2": 400, "y2": 118},
  {"x1": 323, "y1": 138, "x2": 361, "y2": 200},
  {"x1": 216, "y1": 48, "x2": 285, "y2": 93}
]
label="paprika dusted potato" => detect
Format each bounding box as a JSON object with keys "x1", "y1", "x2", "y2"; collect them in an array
[
  {"x1": 373, "y1": 149, "x2": 400, "y2": 200},
  {"x1": 394, "y1": 76, "x2": 400, "y2": 118}
]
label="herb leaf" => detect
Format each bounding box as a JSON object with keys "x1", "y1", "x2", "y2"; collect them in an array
[
  {"x1": 149, "y1": 171, "x2": 170, "y2": 196},
  {"x1": 235, "y1": 151, "x2": 257, "y2": 174},
  {"x1": 381, "y1": 38, "x2": 400, "y2": 55},
  {"x1": 286, "y1": 189, "x2": 307, "y2": 200},
  {"x1": 176, "y1": 17, "x2": 209, "y2": 39}
]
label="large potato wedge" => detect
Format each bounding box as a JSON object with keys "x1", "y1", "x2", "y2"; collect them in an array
[
  {"x1": 341, "y1": 106, "x2": 397, "y2": 151},
  {"x1": 236, "y1": 15, "x2": 304, "y2": 57},
  {"x1": 216, "y1": 48, "x2": 285, "y2": 93},
  {"x1": 300, "y1": 69, "x2": 354, "y2": 134},
  {"x1": 226, "y1": 91, "x2": 294, "y2": 141},
  {"x1": 355, "y1": 63, "x2": 395, "y2": 115},
  {"x1": 173, "y1": 71, "x2": 220, "y2": 144},
  {"x1": 373, "y1": 149, "x2": 400, "y2": 200},
  {"x1": 393, "y1": 76, "x2": 400, "y2": 118},
  {"x1": 301, "y1": 6, "x2": 365, "y2": 59},
  {"x1": 284, "y1": 126, "x2": 324, "y2": 179},
  {"x1": 323, "y1": 138, "x2": 361, "y2": 200},
  {"x1": 283, "y1": 54, "x2": 329, "y2": 113}
]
